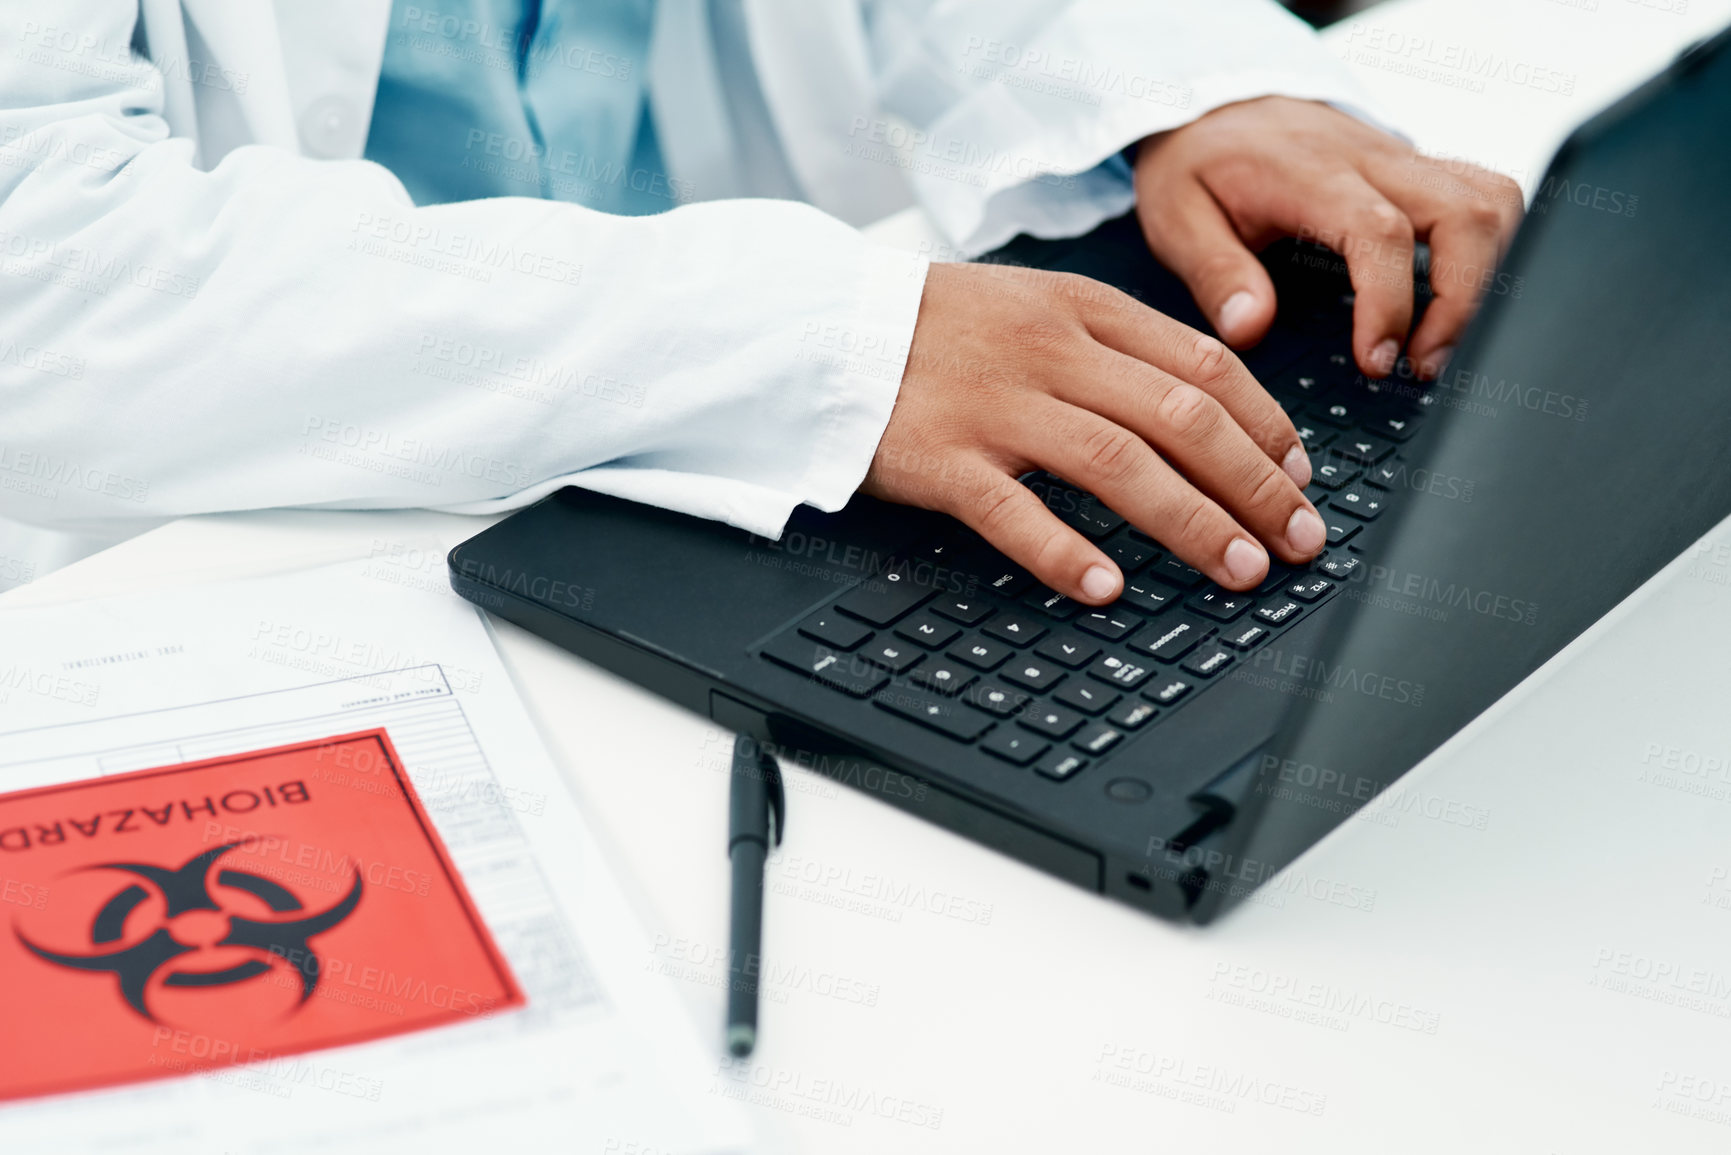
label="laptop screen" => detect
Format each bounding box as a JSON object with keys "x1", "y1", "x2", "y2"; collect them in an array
[{"x1": 1212, "y1": 29, "x2": 1731, "y2": 915}]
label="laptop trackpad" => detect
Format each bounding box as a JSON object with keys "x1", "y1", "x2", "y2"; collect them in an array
[{"x1": 451, "y1": 487, "x2": 944, "y2": 672}]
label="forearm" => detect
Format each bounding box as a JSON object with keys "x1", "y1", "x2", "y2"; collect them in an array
[
  {"x1": 1, "y1": 5, "x2": 927, "y2": 538},
  {"x1": 868, "y1": 0, "x2": 1388, "y2": 253}
]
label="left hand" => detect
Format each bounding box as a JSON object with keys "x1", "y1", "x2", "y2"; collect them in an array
[{"x1": 1131, "y1": 96, "x2": 1523, "y2": 380}]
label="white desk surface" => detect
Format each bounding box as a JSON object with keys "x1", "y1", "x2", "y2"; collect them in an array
[{"x1": 9, "y1": 2, "x2": 1731, "y2": 1151}]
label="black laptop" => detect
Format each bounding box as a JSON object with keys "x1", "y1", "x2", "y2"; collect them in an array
[{"x1": 449, "y1": 30, "x2": 1731, "y2": 923}]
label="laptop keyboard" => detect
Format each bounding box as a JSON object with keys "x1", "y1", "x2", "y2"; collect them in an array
[{"x1": 757, "y1": 340, "x2": 1429, "y2": 785}]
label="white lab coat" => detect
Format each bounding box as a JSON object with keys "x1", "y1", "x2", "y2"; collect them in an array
[{"x1": 0, "y1": 0, "x2": 1380, "y2": 577}]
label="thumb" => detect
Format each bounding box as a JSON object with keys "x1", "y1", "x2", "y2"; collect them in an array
[{"x1": 1137, "y1": 178, "x2": 1277, "y2": 348}]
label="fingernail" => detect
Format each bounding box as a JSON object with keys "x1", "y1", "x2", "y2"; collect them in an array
[
  {"x1": 1080, "y1": 564, "x2": 1119, "y2": 601},
  {"x1": 1420, "y1": 344, "x2": 1455, "y2": 379},
  {"x1": 1286, "y1": 507, "x2": 1326, "y2": 555},
  {"x1": 1224, "y1": 538, "x2": 1267, "y2": 585},
  {"x1": 1370, "y1": 338, "x2": 1400, "y2": 375},
  {"x1": 1217, "y1": 291, "x2": 1257, "y2": 339},
  {"x1": 1281, "y1": 444, "x2": 1311, "y2": 488}
]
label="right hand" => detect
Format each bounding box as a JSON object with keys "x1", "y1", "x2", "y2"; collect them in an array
[{"x1": 861, "y1": 261, "x2": 1326, "y2": 606}]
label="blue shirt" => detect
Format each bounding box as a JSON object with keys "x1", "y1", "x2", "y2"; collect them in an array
[{"x1": 366, "y1": 0, "x2": 676, "y2": 215}]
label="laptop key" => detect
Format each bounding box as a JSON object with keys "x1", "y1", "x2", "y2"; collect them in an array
[
  {"x1": 1331, "y1": 483, "x2": 1387, "y2": 521},
  {"x1": 1034, "y1": 631, "x2": 1100, "y2": 668},
  {"x1": 930, "y1": 595, "x2": 993, "y2": 626},
  {"x1": 1075, "y1": 609, "x2": 1143, "y2": 641},
  {"x1": 1103, "y1": 534, "x2": 1159, "y2": 574},
  {"x1": 874, "y1": 686, "x2": 993, "y2": 741},
  {"x1": 1316, "y1": 553, "x2": 1362, "y2": 580},
  {"x1": 1294, "y1": 419, "x2": 1334, "y2": 452},
  {"x1": 1334, "y1": 433, "x2": 1396, "y2": 465},
  {"x1": 1071, "y1": 723, "x2": 1124, "y2": 756},
  {"x1": 1119, "y1": 577, "x2": 1182, "y2": 614},
  {"x1": 1144, "y1": 676, "x2": 1194, "y2": 706},
  {"x1": 1154, "y1": 556, "x2": 1205, "y2": 588},
  {"x1": 798, "y1": 610, "x2": 872, "y2": 651},
  {"x1": 1319, "y1": 349, "x2": 1356, "y2": 382},
  {"x1": 1371, "y1": 411, "x2": 1422, "y2": 441},
  {"x1": 1309, "y1": 453, "x2": 1360, "y2": 491},
  {"x1": 1180, "y1": 647, "x2": 1235, "y2": 678},
  {"x1": 1311, "y1": 398, "x2": 1359, "y2": 428},
  {"x1": 894, "y1": 611, "x2": 961, "y2": 649},
  {"x1": 1108, "y1": 700, "x2": 1159, "y2": 730},
  {"x1": 1257, "y1": 566, "x2": 1298, "y2": 595},
  {"x1": 1360, "y1": 374, "x2": 1404, "y2": 403},
  {"x1": 1186, "y1": 589, "x2": 1254, "y2": 622},
  {"x1": 906, "y1": 660, "x2": 976, "y2": 696},
  {"x1": 1365, "y1": 458, "x2": 1403, "y2": 489},
  {"x1": 979, "y1": 567, "x2": 1033, "y2": 597},
  {"x1": 1255, "y1": 597, "x2": 1305, "y2": 626},
  {"x1": 966, "y1": 682, "x2": 1030, "y2": 717},
  {"x1": 1323, "y1": 514, "x2": 1360, "y2": 546},
  {"x1": 860, "y1": 638, "x2": 923, "y2": 673},
  {"x1": 1002, "y1": 659, "x2": 1065, "y2": 693},
  {"x1": 1088, "y1": 653, "x2": 1153, "y2": 689},
  {"x1": 1220, "y1": 623, "x2": 1269, "y2": 651},
  {"x1": 761, "y1": 635, "x2": 887, "y2": 697},
  {"x1": 834, "y1": 566, "x2": 933, "y2": 626},
  {"x1": 1286, "y1": 576, "x2": 1335, "y2": 603},
  {"x1": 952, "y1": 545, "x2": 1033, "y2": 598},
  {"x1": 1129, "y1": 613, "x2": 1210, "y2": 662},
  {"x1": 984, "y1": 613, "x2": 1048, "y2": 647},
  {"x1": 1272, "y1": 369, "x2": 1332, "y2": 402},
  {"x1": 1019, "y1": 704, "x2": 1084, "y2": 739},
  {"x1": 981, "y1": 728, "x2": 1048, "y2": 766},
  {"x1": 1054, "y1": 681, "x2": 1119, "y2": 715},
  {"x1": 1034, "y1": 752, "x2": 1088, "y2": 782},
  {"x1": 1021, "y1": 587, "x2": 1081, "y2": 620},
  {"x1": 948, "y1": 634, "x2": 1013, "y2": 670},
  {"x1": 1051, "y1": 494, "x2": 1124, "y2": 539}
]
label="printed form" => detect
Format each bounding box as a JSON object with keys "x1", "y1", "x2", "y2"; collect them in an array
[{"x1": 0, "y1": 554, "x2": 756, "y2": 1154}]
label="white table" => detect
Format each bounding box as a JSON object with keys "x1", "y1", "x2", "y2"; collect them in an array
[{"x1": 10, "y1": 2, "x2": 1731, "y2": 1150}]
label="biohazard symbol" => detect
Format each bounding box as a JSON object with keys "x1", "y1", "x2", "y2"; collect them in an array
[{"x1": 15, "y1": 841, "x2": 362, "y2": 1021}]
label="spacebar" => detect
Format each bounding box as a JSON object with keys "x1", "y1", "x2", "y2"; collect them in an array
[{"x1": 873, "y1": 685, "x2": 992, "y2": 741}]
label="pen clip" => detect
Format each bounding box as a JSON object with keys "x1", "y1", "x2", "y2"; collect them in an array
[{"x1": 757, "y1": 750, "x2": 785, "y2": 847}]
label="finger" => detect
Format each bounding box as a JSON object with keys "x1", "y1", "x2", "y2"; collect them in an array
[
  {"x1": 1050, "y1": 347, "x2": 1327, "y2": 564},
  {"x1": 1314, "y1": 172, "x2": 1416, "y2": 376},
  {"x1": 1367, "y1": 153, "x2": 1523, "y2": 377},
  {"x1": 1220, "y1": 166, "x2": 1417, "y2": 376},
  {"x1": 1079, "y1": 294, "x2": 1310, "y2": 488},
  {"x1": 1023, "y1": 398, "x2": 1274, "y2": 591},
  {"x1": 1135, "y1": 175, "x2": 1278, "y2": 348},
  {"x1": 939, "y1": 458, "x2": 1124, "y2": 606},
  {"x1": 1407, "y1": 217, "x2": 1496, "y2": 380}
]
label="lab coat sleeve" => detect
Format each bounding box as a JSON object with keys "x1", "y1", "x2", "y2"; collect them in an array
[
  {"x1": 0, "y1": 2, "x2": 926, "y2": 540},
  {"x1": 865, "y1": 0, "x2": 1393, "y2": 255}
]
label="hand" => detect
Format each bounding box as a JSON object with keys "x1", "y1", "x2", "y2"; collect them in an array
[
  {"x1": 1132, "y1": 96, "x2": 1524, "y2": 380},
  {"x1": 861, "y1": 261, "x2": 1327, "y2": 606}
]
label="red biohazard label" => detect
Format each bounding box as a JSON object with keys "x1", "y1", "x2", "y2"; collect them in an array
[{"x1": 0, "y1": 729, "x2": 523, "y2": 1101}]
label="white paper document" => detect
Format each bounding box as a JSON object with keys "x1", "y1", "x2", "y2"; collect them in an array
[{"x1": 0, "y1": 555, "x2": 755, "y2": 1154}]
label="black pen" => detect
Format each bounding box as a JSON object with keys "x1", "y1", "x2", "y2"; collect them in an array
[{"x1": 726, "y1": 733, "x2": 783, "y2": 1057}]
